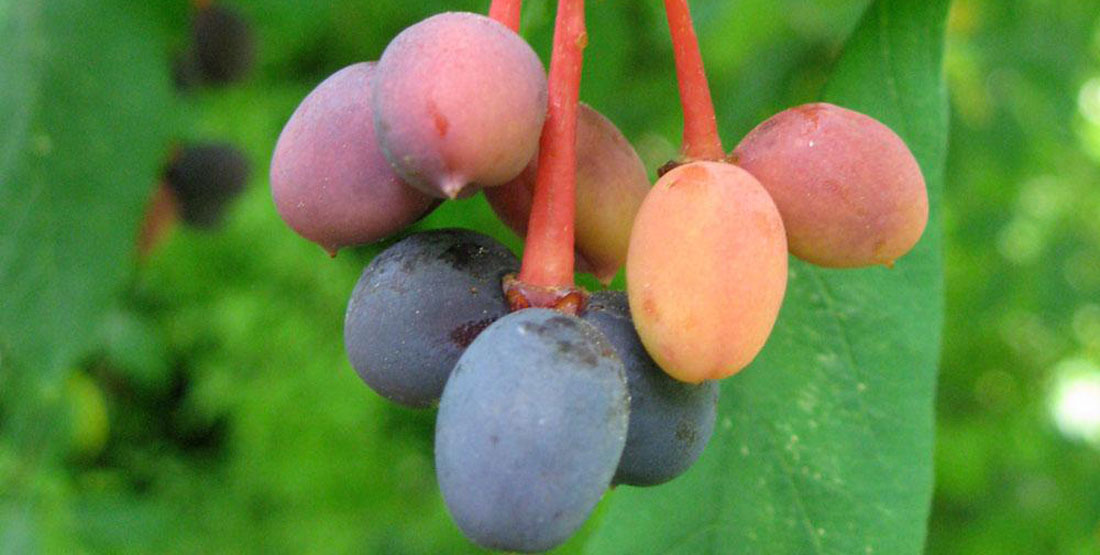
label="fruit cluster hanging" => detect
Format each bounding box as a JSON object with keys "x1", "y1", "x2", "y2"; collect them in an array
[{"x1": 269, "y1": 0, "x2": 928, "y2": 551}]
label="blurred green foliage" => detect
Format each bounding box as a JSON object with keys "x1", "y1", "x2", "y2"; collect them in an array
[
  {"x1": 932, "y1": 1, "x2": 1100, "y2": 553},
  {"x1": 1, "y1": 0, "x2": 1098, "y2": 553}
]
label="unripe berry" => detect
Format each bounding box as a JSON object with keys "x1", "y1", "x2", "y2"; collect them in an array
[
  {"x1": 271, "y1": 63, "x2": 436, "y2": 254},
  {"x1": 627, "y1": 161, "x2": 788, "y2": 382},
  {"x1": 486, "y1": 105, "x2": 648, "y2": 283},
  {"x1": 373, "y1": 12, "x2": 548, "y2": 199},
  {"x1": 731, "y1": 102, "x2": 928, "y2": 268}
]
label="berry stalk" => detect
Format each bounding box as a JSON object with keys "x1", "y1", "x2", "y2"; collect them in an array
[
  {"x1": 136, "y1": 182, "x2": 179, "y2": 259},
  {"x1": 489, "y1": 0, "x2": 522, "y2": 32},
  {"x1": 663, "y1": 0, "x2": 723, "y2": 160},
  {"x1": 516, "y1": 0, "x2": 586, "y2": 289}
]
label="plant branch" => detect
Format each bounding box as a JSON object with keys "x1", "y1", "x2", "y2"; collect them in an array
[
  {"x1": 488, "y1": 0, "x2": 522, "y2": 32},
  {"x1": 664, "y1": 0, "x2": 724, "y2": 160},
  {"x1": 515, "y1": 0, "x2": 586, "y2": 290}
]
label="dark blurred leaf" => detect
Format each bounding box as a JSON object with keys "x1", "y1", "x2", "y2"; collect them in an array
[
  {"x1": 586, "y1": 0, "x2": 949, "y2": 553},
  {"x1": 0, "y1": 1, "x2": 175, "y2": 381}
]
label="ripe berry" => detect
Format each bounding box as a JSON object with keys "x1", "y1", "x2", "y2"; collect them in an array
[
  {"x1": 343, "y1": 229, "x2": 518, "y2": 407},
  {"x1": 436, "y1": 308, "x2": 628, "y2": 552},
  {"x1": 192, "y1": 3, "x2": 255, "y2": 85},
  {"x1": 164, "y1": 142, "x2": 250, "y2": 228},
  {"x1": 582, "y1": 291, "x2": 718, "y2": 486}
]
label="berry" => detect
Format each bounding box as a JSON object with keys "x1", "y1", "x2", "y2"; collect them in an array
[
  {"x1": 271, "y1": 63, "x2": 437, "y2": 254},
  {"x1": 373, "y1": 12, "x2": 547, "y2": 199},
  {"x1": 164, "y1": 142, "x2": 250, "y2": 228},
  {"x1": 731, "y1": 102, "x2": 928, "y2": 268},
  {"x1": 192, "y1": 3, "x2": 255, "y2": 85},
  {"x1": 582, "y1": 291, "x2": 718, "y2": 486},
  {"x1": 435, "y1": 308, "x2": 628, "y2": 552},
  {"x1": 485, "y1": 104, "x2": 649, "y2": 283},
  {"x1": 343, "y1": 229, "x2": 518, "y2": 407},
  {"x1": 626, "y1": 161, "x2": 788, "y2": 382}
]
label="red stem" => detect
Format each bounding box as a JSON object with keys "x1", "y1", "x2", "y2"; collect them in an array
[
  {"x1": 488, "y1": 0, "x2": 522, "y2": 32},
  {"x1": 516, "y1": 0, "x2": 586, "y2": 288},
  {"x1": 663, "y1": 0, "x2": 724, "y2": 160}
]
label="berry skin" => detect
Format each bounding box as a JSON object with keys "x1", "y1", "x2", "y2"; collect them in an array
[
  {"x1": 485, "y1": 104, "x2": 650, "y2": 283},
  {"x1": 582, "y1": 291, "x2": 718, "y2": 486},
  {"x1": 373, "y1": 12, "x2": 548, "y2": 199},
  {"x1": 164, "y1": 142, "x2": 250, "y2": 228},
  {"x1": 343, "y1": 229, "x2": 518, "y2": 408},
  {"x1": 435, "y1": 308, "x2": 629, "y2": 553},
  {"x1": 626, "y1": 161, "x2": 788, "y2": 383},
  {"x1": 731, "y1": 102, "x2": 928, "y2": 268},
  {"x1": 271, "y1": 63, "x2": 437, "y2": 254}
]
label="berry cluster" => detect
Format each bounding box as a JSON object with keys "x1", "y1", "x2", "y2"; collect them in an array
[
  {"x1": 140, "y1": 1, "x2": 257, "y2": 257},
  {"x1": 269, "y1": 1, "x2": 926, "y2": 552}
]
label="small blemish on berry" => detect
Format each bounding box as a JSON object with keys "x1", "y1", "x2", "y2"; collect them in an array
[{"x1": 449, "y1": 318, "x2": 496, "y2": 348}]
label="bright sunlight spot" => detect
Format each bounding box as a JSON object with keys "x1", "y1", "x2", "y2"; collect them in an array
[
  {"x1": 1049, "y1": 358, "x2": 1100, "y2": 446},
  {"x1": 1078, "y1": 77, "x2": 1100, "y2": 125}
]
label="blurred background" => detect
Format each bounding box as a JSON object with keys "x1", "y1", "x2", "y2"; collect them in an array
[{"x1": 1, "y1": 0, "x2": 1099, "y2": 552}]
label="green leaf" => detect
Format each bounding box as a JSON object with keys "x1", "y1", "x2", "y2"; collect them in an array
[
  {"x1": 0, "y1": 1, "x2": 175, "y2": 382},
  {"x1": 585, "y1": 0, "x2": 949, "y2": 553}
]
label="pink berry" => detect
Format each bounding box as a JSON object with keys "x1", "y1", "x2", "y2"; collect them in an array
[
  {"x1": 731, "y1": 102, "x2": 928, "y2": 268},
  {"x1": 373, "y1": 12, "x2": 548, "y2": 199},
  {"x1": 270, "y1": 63, "x2": 436, "y2": 255}
]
